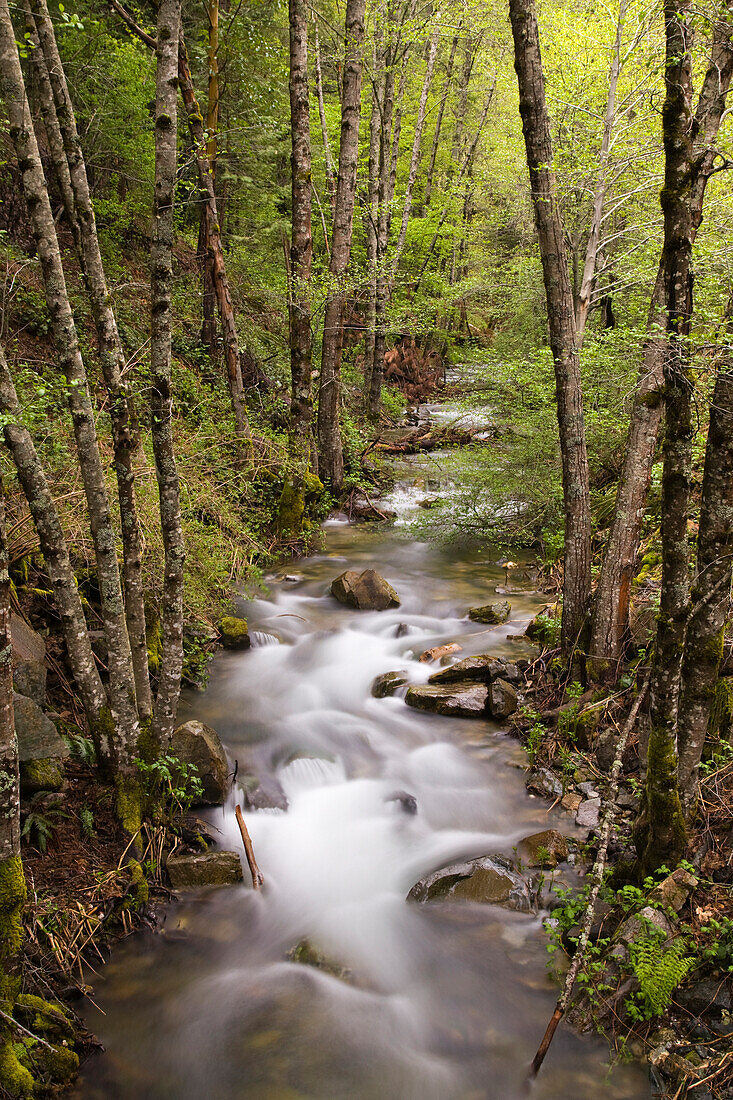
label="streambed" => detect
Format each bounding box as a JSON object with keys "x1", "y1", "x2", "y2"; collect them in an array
[{"x1": 75, "y1": 434, "x2": 648, "y2": 1099}]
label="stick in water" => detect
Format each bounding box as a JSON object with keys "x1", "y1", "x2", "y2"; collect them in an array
[
  {"x1": 528, "y1": 673, "x2": 650, "y2": 1080},
  {"x1": 235, "y1": 803, "x2": 264, "y2": 890}
]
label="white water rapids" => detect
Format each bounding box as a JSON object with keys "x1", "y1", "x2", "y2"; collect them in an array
[{"x1": 76, "y1": 487, "x2": 648, "y2": 1099}]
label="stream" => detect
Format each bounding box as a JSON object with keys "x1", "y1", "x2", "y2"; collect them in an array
[{"x1": 75, "y1": 405, "x2": 649, "y2": 1099}]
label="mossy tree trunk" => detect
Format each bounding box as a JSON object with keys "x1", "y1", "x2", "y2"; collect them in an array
[
  {"x1": 25, "y1": 0, "x2": 152, "y2": 726},
  {"x1": 0, "y1": 0, "x2": 139, "y2": 773},
  {"x1": 287, "y1": 0, "x2": 315, "y2": 464},
  {"x1": 676, "y1": 301, "x2": 733, "y2": 815},
  {"x1": 639, "y1": 0, "x2": 696, "y2": 875},
  {"x1": 509, "y1": 0, "x2": 592, "y2": 654},
  {"x1": 0, "y1": 472, "x2": 35, "y2": 1099},
  {"x1": 589, "y1": 2, "x2": 733, "y2": 681},
  {"x1": 316, "y1": 0, "x2": 367, "y2": 490},
  {"x1": 148, "y1": 0, "x2": 185, "y2": 772}
]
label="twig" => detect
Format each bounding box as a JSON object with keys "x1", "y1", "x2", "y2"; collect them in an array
[
  {"x1": 235, "y1": 804, "x2": 264, "y2": 890},
  {"x1": 0, "y1": 1006, "x2": 56, "y2": 1051},
  {"x1": 528, "y1": 671, "x2": 651, "y2": 1080}
]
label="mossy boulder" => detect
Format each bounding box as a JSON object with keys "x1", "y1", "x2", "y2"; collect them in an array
[
  {"x1": 14, "y1": 994, "x2": 80, "y2": 1089},
  {"x1": 20, "y1": 757, "x2": 64, "y2": 795},
  {"x1": 13, "y1": 694, "x2": 68, "y2": 764},
  {"x1": 218, "y1": 615, "x2": 250, "y2": 650},
  {"x1": 525, "y1": 609, "x2": 561, "y2": 645},
  {"x1": 468, "y1": 601, "x2": 511, "y2": 624},
  {"x1": 11, "y1": 613, "x2": 46, "y2": 706},
  {"x1": 287, "y1": 939, "x2": 352, "y2": 982},
  {"x1": 515, "y1": 829, "x2": 569, "y2": 868},
  {"x1": 276, "y1": 473, "x2": 324, "y2": 537},
  {"x1": 169, "y1": 720, "x2": 229, "y2": 804},
  {"x1": 167, "y1": 850, "x2": 243, "y2": 889},
  {"x1": 371, "y1": 670, "x2": 409, "y2": 698},
  {"x1": 330, "y1": 569, "x2": 400, "y2": 611}
]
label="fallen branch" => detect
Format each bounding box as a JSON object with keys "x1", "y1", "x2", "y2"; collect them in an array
[
  {"x1": 375, "y1": 426, "x2": 477, "y2": 454},
  {"x1": 528, "y1": 671, "x2": 650, "y2": 1080},
  {"x1": 235, "y1": 803, "x2": 264, "y2": 890}
]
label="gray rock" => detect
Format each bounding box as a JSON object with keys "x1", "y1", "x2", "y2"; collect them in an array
[
  {"x1": 331, "y1": 569, "x2": 401, "y2": 611},
  {"x1": 619, "y1": 906, "x2": 674, "y2": 946},
  {"x1": 468, "y1": 601, "x2": 511, "y2": 624},
  {"x1": 11, "y1": 614, "x2": 46, "y2": 706},
  {"x1": 385, "y1": 790, "x2": 418, "y2": 814},
  {"x1": 408, "y1": 855, "x2": 536, "y2": 913},
  {"x1": 526, "y1": 768, "x2": 563, "y2": 800},
  {"x1": 578, "y1": 781, "x2": 599, "y2": 798},
  {"x1": 170, "y1": 720, "x2": 229, "y2": 805},
  {"x1": 489, "y1": 678, "x2": 518, "y2": 719},
  {"x1": 13, "y1": 694, "x2": 68, "y2": 763},
  {"x1": 371, "y1": 670, "x2": 409, "y2": 698},
  {"x1": 649, "y1": 867, "x2": 698, "y2": 912},
  {"x1": 244, "y1": 780, "x2": 289, "y2": 812},
  {"x1": 677, "y1": 978, "x2": 732, "y2": 1016},
  {"x1": 516, "y1": 829, "x2": 569, "y2": 868},
  {"x1": 167, "y1": 850, "x2": 243, "y2": 890},
  {"x1": 405, "y1": 681, "x2": 489, "y2": 718},
  {"x1": 428, "y1": 654, "x2": 507, "y2": 685},
  {"x1": 576, "y1": 797, "x2": 601, "y2": 830}
]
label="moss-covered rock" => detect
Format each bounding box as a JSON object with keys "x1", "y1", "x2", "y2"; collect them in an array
[
  {"x1": 468, "y1": 601, "x2": 511, "y2": 624},
  {"x1": 19, "y1": 757, "x2": 64, "y2": 795},
  {"x1": 218, "y1": 615, "x2": 250, "y2": 650},
  {"x1": 707, "y1": 677, "x2": 733, "y2": 743}
]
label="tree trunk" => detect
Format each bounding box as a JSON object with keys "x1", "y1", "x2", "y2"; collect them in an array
[
  {"x1": 0, "y1": 342, "x2": 107, "y2": 730},
  {"x1": 574, "y1": 0, "x2": 626, "y2": 343},
  {"x1": 26, "y1": 0, "x2": 152, "y2": 724},
  {"x1": 362, "y1": 44, "x2": 381, "y2": 394},
  {"x1": 368, "y1": 38, "x2": 396, "y2": 417},
  {"x1": 314, "y1": 18, "x2": 336, "y2": 211},
  {"x1": 423, "y1": 34, "x2": 458, "y2": 209},
  {"x1": 589, "y1": 0, "x2": 733, "y2": 677},
  {"x1": 640, "y1": 0, "x2": 695, "y2": 875},
  {"x1": 316, "y1": 0, "x2": 366, "y2": 491},
  {"x1": 0, "y1": 0, "x2": 139, "y2": 771},
  {"x1": 509, "y1": 0, "x2": 592, "y2": 653},
  {"x1": 200, "y1": 0, "x2": 220, "y2": 363},
  {"x1": 0, "y1": 471, "x2": 34, "y2": 1100},
  {"x1": 676, "y1": 302, "x2": 733, "y2": 815},
  {"x1": 178, "y1": 39, "x2": 252, "y2": 457},
  {"x1": 288, "y1": 0, "x2": 314, "y2": 461},
  {"x1": 149, "y1": 0, "x2": 185, "y2": 763},
  {"x1": 391, "y1": 27, "x2": 439, "y2": 279}
]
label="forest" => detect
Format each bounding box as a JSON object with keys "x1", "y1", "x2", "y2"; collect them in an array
[{"x1": 0, "y1": 0, "x2": 732, "y2": 1093}]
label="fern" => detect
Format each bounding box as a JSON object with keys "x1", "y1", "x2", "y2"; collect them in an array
[{"x1": 629, "y1": 936, "x2": 694, "y2": 1017}]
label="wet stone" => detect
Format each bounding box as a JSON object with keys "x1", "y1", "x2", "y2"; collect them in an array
[
  {"x1": 526, "y1": 768, "x2": 564, "y2": 801},
  {"x1": 405, "y1": 681, "x2": 489, "y2": 718},
  {"x1": 330, "y1": 569, "x2": 401, "y2": 611},
  {"x1": 408, "y1": 855, "x2": 537, "y2": 913},
  {"x1": 468, "y1": 601, "x2": 511, "y2": 624},
  {"x1": 14, "y1": 693, "x2": 69, "y2": 763},
  {"x1": 576, "y1": 798, "x2": 601, "y2": 831},
  {"x1": 167, "y1": 850, "x2": 243, "y2": 890},
  {"x1": 371, "y1": 670, "x2": 409, "y2": 698},
  {"x1": 218, "y1": 615, "x2": 251, "y2": 650},
  {"x1": 170, "y1": 720, "x2": 229, "y2": 805},
  {"x1": 428, "y1": 654, "x2": 507, "y2": 685},
  {"x1": 489, "y1": 678, "x2": 518, "y2": 719},
  {"x1": 515, "y1": 829, "x2": 569, "y2": 869}
]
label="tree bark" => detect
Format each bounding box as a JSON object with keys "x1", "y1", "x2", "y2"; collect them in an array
[
  {"x1": 367, "y1": 34, "x2": 396, "y2": 417},
  {"x1": 26, "y1": 0, "x2": 152, "y2": 724},
  {"x1": 676, "y1": 302, "x2": 733, "y2": 814},
  {"x1": 314, "y1": 18, "x2": 336, "y2": 211},
  {"x1": 178, "y1": 38, "x2": 252, "y2": 457},
  {"x1": 640, "y1": 0, "x2": 695, "y2": 875},
  {"x1": 590, "y1": 0, "x2": 733, "y2": 678},
  {"x1": 362, "y1": 42, "x2": 381, "y2": 394},
  {"x1": 0, "y1": 342, "x2": 107, "y2": 729},
  {"x1": 288, "y1": 0, "x2": 315, "y2": 461},
  {"x1": 509, "y1": 0, "x2": 592, "y2": 653},
  {"x1": 423, "y1": 34, "x2": 458, "y2": 209},
  {"x1": 316, "y1": 0, "x2": 366, "y2": 490},
  {"x1": 574, "y1": 0, "x2": 626, "y2": 343},
  {"x1": 149, "y1": 0, "x2": 185, "y2": 760},
  {"x1": 0, "y1": 470, "x2": 34, "y2": 1099},
  {"x1": 0, "y1": 0, "x2": 139, "y2": 770},
  {"x1": 199, "y1": 0, "x2": 220, "y2": 362}
]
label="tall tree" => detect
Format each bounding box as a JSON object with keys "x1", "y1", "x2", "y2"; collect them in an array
[
  {"x1": 0, "y1": 471, "x2": 33, "y2": 1099},
  {"x1": 288, "y1": 0, "x2": 315, "y2": 461},
  {"x1": 589, "y1": 1, "x2": 733, "y2": 678},
  {"x1": 509, "y1": 0, "x2": 592, "y2": 652},
  {"x1": 316, "y1": 0, "x2": 367, "y2": 489},
  {"x1": 149, "y1": 0, "x2": 185, "y2": 755},
  {"x1": 423, "y1": 33, "x2": 458, "y2": 209},
  {"x1": 639, "y1": 0, "x2": 696, "y2": 875}
]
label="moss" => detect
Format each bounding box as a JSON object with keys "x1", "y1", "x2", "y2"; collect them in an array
[
  {"x1": 90, "y1": 706, "x2": 115, "y2": 775},
  {"x1": 19, "y1": 758, "x2": 63, "y2": 794},
  {"x1": 135, "y1": 718, "x2": 158, "y2": 767},
  {"x1": 147, "y1": 618, "x2": 162, "y2": 675},
  {"x1": 121, "y1": 859, "x2": 149, "y2": 911},
  {"x1": 707, "y1": 676, "x2": 733, "y2": 744},
  {"x1": 115, "y1": 774, "x2": 142, "y2": 838},
  {"x1": 15, "y1": 997, "x2": 74, "y2": 1043},
  {"x1": 641, "y1": 720, "x2": 686, "y2": 876},
  {"x1": 32, "y1": 1043, "x2": 78, "y2": 1085},
  {"x1": 276, "y1": 480, "x2": 305, "y2": 536},
  {"x1": 0, "y1": 858, "x2": 34, "y2": 1098},
  {"x1": 219, "y1": 615, "x2": 248, "y2": 640}
]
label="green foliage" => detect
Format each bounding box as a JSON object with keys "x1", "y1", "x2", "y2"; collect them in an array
[
  {"x1": 21, "y1": 795, "x2": 69, "y2": 853},
  {"x1": 62, "y1": 731, "x2": 96, "y2": 767},
  {"x1": 79, "y1": 805, "x2": 95, "y2": 839},
  {"x1": 627, "y1": 935, "x2": 694, "y2": 1020},
  {"x1": 135, "y1": 752, "x2": 204, "y2": 822}
]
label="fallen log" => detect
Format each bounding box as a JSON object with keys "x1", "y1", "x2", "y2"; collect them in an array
[{"x1": 375, "y1": 427, "x2": 477, "y2": 454}]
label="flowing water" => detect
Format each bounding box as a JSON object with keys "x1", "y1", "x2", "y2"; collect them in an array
[{"x1": 76, "y1": 441, "x2": 648, "y2": 1100}]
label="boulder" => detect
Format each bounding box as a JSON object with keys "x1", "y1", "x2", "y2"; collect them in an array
[
  {"x1": 405, "y1": 682, "x2": 489, "y2": 718},
  {"x1": 649, "y1": 867, "x2": 698, "y2": 912},
  {"x1": 244, "y1": 779, "x2": 289, "y2": 812},
  {"x1": 14, "y1": 694, "x2": 68, "y2": 763},
  {"x1": 489, "y1": 678, "x2": 518, "y2": 719},
  {"x1": 385, "y1": 789, "x2": 418, "y2": 814},
  {"x1": 428, "y1": 654, "x2": 507, "y2": 685},
  {"x1": 468, "y1": 601, "x2": 511, "y2": 624},
  {"x1": 218, "y1": 615, "x2": 251, "y2": 650},
  {"x1": 20, "y1": 758, "x2": 64, "y2": 794},
  {"x1": 516, "y1": 829, "x2": 569, "y2": 868},
  {"x1": 526, "y1": 768, "x2": 563, "y2": 801},
  {"x1": 371, "y1": 670, "x2": 409, "y2": 698},
  {"x1": 170, "y1": 720, "x2": 229, "y2": 805},
  {"x1": 408, "y1": 855, "x2": 537, "y2": 913},
  {"x1": 576, "y1": 797, "x2": 601, "y2": 831},
  {"x1": 677, "y1": 978, "x2": 733, "y2": 1016},
  {"x1": 11, "y1": 614, "x2": 46, "y2": 706},
  {"x1": 330, "y1": 569, "x2": 400, "y2": 611},
  {"x1": 166, "y1": 850, "x2": 243, "y2": 890}
]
